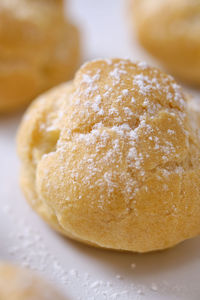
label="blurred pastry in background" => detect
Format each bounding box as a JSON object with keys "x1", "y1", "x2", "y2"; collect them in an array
[
  {"x1": 131, "y1": 0, "x2": 200, "y2": 86},
  {"x1": 0, "y1": 0, "x2": 80, "y2": 113},
  {"x1": 0, "y1": 262, "x2": 66, "y2": 300},
  {"x1": 17, "y1": 58, "x2": 200, "y2": 253}
]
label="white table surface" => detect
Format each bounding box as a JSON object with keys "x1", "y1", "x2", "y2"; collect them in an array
[{"x1": 1, "y1": 1, "x2": 200, "y2": 299}]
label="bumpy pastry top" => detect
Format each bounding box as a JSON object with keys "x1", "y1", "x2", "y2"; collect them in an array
[
  {"x1": 17, "y1": 59, "x2": 200, "y2": 252},
  {"x1": 0, "y1": 262, "x2": 66, "y2": 300},
  {"x1": 132, "y1": 0, "x2": 200, "y2": 85}
]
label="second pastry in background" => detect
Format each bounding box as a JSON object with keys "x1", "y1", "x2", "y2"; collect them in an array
[
  {"x1": 131, "y1": 0, "x2": 200, "y2": 87},
  {"x1": 0, "y1": 262, "x2": 66, "y2": 300},
  {"x1": 0, "y1": 0, "x2": 80, "y2": 113}
]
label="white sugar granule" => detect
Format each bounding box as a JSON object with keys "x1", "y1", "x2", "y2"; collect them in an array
[
  {"x1": 137, "y1": 289, "x2": 144, "y2": 295},
  {"x1": 133, "y1": 74, "x2": 152, "y2": 96},
  {"x1": 90, "y1": 280, "x2": 103, "y2": 289},
  {"x1": 82, "y1": 73, "x2": 100, "y2": 84},
  {"x1": 151, "y1": 283, "x2": 158, "y2": 291},
  {"x1": 122, "y1": 89, "x2": 129, "y2": 96},
  {"x1": 137, "y1": 61, "x2": 149, "y2": 70},
  {"x1": 116, "y1": 274, "x2": 123, "y2": 280},
  {"x1": 131, "y1": 96, "x2": 136, "y2": 103},
  {"x1": 167, "y1": 129, "x2": 175, "y2": 135},
  {"x1": 69, "y1": 269, "x2": 78, "y2": 277},
  {"x1": 123, "y1": 107, "x2": 133, "y2": 117}
]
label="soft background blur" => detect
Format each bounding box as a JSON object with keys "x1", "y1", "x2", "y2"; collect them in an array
[
  {"x1": 0, "y1": 1, "x2": 200, "y2": 300},
  {"x1": 67, "y1": 0, "x2": 149, "y2": 61}
]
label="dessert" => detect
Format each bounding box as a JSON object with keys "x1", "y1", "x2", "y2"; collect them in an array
[
  {"x1": 17, "y1": 58, "x2": 200, "y2": 252},
  {"x1": 0, "y1": 262, "x2": 66, "y2": 300},
  {"x1": 131, "y1": 0, "x2": 200, "y2": 86},
  {"x1": 0, "y1": 0, "x2": 80, "y2": 112}
]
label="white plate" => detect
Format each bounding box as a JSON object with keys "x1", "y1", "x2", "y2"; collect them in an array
[{"x1": 1, "y1": 1, "x2": 200, "y2": 299}]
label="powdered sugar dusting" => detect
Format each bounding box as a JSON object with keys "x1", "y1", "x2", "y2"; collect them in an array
[{"x1": 34, "y1": 58, "x2": 191, "y2": 220}]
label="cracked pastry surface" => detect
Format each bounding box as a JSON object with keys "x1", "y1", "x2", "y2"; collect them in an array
[
  {"x1": 17, "y1": 58, "x2": 200, "y2": 252},
  {"x1": 0, "y1": 262, "x2": 66, "y2": 300},
  {"x1": 0, "y1": 0, "x2": 80, "y2": 113},
  {"x1": 131, "y1": 0, "x2": 200, "y2": 86}
]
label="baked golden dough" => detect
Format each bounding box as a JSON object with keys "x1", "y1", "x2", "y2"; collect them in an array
[
  {"x1": 0, "y1": 0, "x2": 80, "y2": 113},
  {"x1": 0, "y1": 262, "x2": 66, "y2": 300},
  {"x1": 131, "y1": 0, "x2": 200, "y2": 86},
  {"x1": 17, "y1": 58, "x2": 200, "y2": 252}
]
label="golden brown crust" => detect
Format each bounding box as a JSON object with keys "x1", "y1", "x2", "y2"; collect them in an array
[
  {"x1": 0, "y1": 0, "x2": 80, "y2": 113},
  {"x1": 0, "y1": 262, "x2": 66, "y2": 300},
  {"x1": 131, "y1": 0, "x2": 200, "y2": 86},
  {"x1": 17, "y1": 58, "x2": 200, "y2": 252}
]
